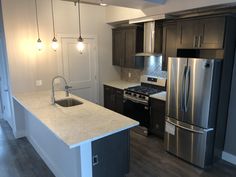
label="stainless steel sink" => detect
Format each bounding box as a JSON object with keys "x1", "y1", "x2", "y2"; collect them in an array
[{"x1": 55, "y1": 98, "x2": 83, "y2": 107}]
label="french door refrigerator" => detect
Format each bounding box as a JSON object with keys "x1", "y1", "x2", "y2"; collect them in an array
[{"x1": 165, "y1": 57, "x2": 222, "y2": 168}]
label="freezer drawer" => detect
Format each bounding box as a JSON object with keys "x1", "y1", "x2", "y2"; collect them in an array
[{"x1": 164, "y1": 117, "x2": 214, "y2": 168}]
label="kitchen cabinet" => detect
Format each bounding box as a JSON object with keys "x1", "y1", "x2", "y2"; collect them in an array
[
  {"x1": 154, "y1": 22, "x2": 163, "y2": 54},
  {"x1": 150, "y1": 98, "x2": 166, "y2": 138},
  {"x1": 104, "y1": 85, "x2": 123, "y2": 114},
  {"x1": 162, "y1": 22, "x2": 177, "y2": 71},
  {"x1": 177, "y1": 16, "x2": 225, "y2": 49},
  {"x1": 112, "y1": 30, "x2": 125, "y2": 66},
  {"x1": 112, "y1": 26, "x2": 144, "y2": 68},
  {"x1": 92, "y1": 130, "x2": 129, "y2": 177}
]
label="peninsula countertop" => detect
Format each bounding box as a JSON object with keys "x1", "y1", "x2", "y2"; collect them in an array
[{"x1": 13, "y1": 91, "x2": 139, "y2": 149}]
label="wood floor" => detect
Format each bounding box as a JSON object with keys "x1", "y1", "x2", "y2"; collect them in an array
[
  {"x1": 0, "y1": 119, "x2": 54, "y2": 177},
  {"x1": 0, "y1": 119, "x2": 236, "y2": 177},
  {"x1": 127, "y1": 131, "x2": 236, "y2": 177}
]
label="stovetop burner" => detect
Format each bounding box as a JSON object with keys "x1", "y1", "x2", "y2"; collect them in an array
[{"x1": 126, "y1": 85, "x2": 160, "y2": 95}]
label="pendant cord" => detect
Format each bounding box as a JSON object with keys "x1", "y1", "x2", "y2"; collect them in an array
[
  {"x1": 77, "y1": 0, "x2": 82, "y2": 38},
  {"x1": 35, "y1": 0, "x2": 40, "y2": 39},
  {"x1": 51, "y1": 0, "x2": 56, "y2": 38}
]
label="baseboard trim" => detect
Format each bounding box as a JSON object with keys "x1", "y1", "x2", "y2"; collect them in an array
[{"x1": 222, "y1": 151, "x2": 236, "y2": 165}]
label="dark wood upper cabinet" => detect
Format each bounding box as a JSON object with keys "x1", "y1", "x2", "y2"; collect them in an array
[
  {"x1": 177, "y1": 16, "x2": 225, "y2": 49},
  {"x1": 112, "y1": 29, "x2": 125, "y2": 66},
  {"x1": 154, "y1": 22, "x2": 163, "y2": 54},
  {"x1": 198, "y1": 17, "x2": 225, "y2": 49},
  {"x1": 177, "y1": 20, "x2": 198, "y2": 49},
  {"x1": 112, "y1": 26, "x2": 144, "y2": 68},
  {"x1": 162, "y1": 22, "x2": 177, "y2": 71}
]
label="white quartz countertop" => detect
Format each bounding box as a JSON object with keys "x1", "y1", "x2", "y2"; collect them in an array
[
  {"x1": 104, "y1": 80, "x2": 140, "y2": 90},
  {"x1": 13, "y1": 91, "x2": 139, "y2": 149},
  {"x1": 150, "y1": 91, "x2": 167, "y2": 101}
]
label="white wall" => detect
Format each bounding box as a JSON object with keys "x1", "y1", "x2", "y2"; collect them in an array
[{"x1": 2, "y1": 0, "x2": 120, "y2": 105}]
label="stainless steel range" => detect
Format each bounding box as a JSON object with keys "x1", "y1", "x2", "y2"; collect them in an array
[{"x1": 123, "y1": 75, "x2": 166, "y2": 136}]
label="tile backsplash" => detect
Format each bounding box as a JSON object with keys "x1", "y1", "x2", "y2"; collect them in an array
[
  {"x1": 121, "y1": 56, "x2": 167, "y2": 82},
  {"x1": 121, "y1": 68, "x2": 141, "y2": 82}
]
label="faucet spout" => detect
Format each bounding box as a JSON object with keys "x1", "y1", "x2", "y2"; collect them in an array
[{"x1": 51, "y1": 76, "x2": 72, "y2": 104}]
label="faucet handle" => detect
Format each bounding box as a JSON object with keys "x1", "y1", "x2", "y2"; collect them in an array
[{"x1": 65, "y1": 85, "x2": 72, "y2": 90}]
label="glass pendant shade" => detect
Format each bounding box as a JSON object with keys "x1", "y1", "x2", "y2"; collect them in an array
[
  {"x1": 36, "y1": 38, "x2": 43, "y2": 50},
  {"x1": 77, "y1": 36, "x2": 84, "y2": 53},
  {"x1": 51, "y1": 37, "x2": 59, "y2": 51}
]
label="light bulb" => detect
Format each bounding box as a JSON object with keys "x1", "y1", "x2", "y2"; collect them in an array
[
  {"x1": 76, "y1": 36, "x2": 85, "y2": 54},
  {"x1": 51, "y1": 37, "x2": 59, "y2": 51},
  {"x1": 36, "y1": 38, "x2": 43, "y2": 51}
]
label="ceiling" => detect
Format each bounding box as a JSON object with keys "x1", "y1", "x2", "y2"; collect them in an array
[{"x1": 62, "y1": 0, "x2": 166, "y2": 9}]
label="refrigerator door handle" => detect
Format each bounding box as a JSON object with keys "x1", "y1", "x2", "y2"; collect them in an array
[
  {"x1": 166, "y1": 119, "x2": 214, "y2": 134},
  {"x1": 181, "y1": 66, "x2": 188, "y2": 112},
  {"x1": 184, "y1": 66, "x2": 191, "y2": 112}
]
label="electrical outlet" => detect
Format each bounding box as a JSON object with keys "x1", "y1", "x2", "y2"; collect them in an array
[
  {"x1": 36, "y1": 80, "x2": 42, "y2": 87},
  {"x1": 128, "y1": 72, "x2": 132, "y2": 78}
]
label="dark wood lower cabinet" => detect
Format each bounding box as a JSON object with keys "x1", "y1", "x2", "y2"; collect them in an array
[
  {"x1": 149, "y1": 98, "x2": 166, "y2": 138},
  {"x1": 104, "y1": 85, "x2": 123, "y2": 114},
  {"x1": 92, "y1": 130, "x2": 129, "y2": 177}
]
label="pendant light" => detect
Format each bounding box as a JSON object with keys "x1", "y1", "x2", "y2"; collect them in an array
[
  {"x1": 34, "y1": 0, "x2": 43, "y2": 50},
  {"x1": 76, "y1": 0, "x2": 85, "y2": 54},
  {"x1": 50, "y1": 0, "x2": 58, "y2": 51}
]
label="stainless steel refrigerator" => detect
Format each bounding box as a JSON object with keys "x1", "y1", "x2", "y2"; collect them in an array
[{"x1": 165, "y1": 57, "x2": 222, "y2": 168}]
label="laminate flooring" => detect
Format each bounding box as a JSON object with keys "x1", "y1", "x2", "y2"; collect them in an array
[
  {"x1": 127, "y1": 131, "x2": 236, "y2": 177},
  {"x1": 0, "y1": 119, "x2": 54, "y2": 177},
  {"x1": 0, "y1": 119, "x2": 236, "y2": 177}
]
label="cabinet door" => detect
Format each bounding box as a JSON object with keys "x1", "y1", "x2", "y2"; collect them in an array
[
  {"x1": 162, "y1": 23, "x2": 177, "y2": 71},
  {"x1": 92, "y1": 130, "x2": 129, "y2": 177},
  {"x1": 124, "y1": 28, "x2": 136, "y2": 68},
  {"x1": 177, "y1": 20, "x2": 198, "y2": 49},
  {"x1": 112, "y1": 30, "x2": 125, "y2": 66},
  {"x1": 198, "y1": 17, "x2": 225, "y2": 49},
  {"x1": 104, "y1": 86, "x2": 114, "y2": 111},
  {"x1": 115, "y1": 89, "x2": 124, "y2": 114},
  {"x1": 150, "y1": 98, "x2": 166, "y2": 138}
]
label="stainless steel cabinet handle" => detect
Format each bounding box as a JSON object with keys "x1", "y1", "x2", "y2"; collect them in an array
[
  {"x1": 198, "y1": 35, "x2": 202, "y2": 48},
  {"x1": 4, "y1": 89, "x2": 9, "y2": 92},
  {"x1": 193, "y1": 35, "x2": 198, "y2": 48}
]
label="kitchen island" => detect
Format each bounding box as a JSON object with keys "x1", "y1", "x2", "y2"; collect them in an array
[{"x1": 13, "y1": 91, "x2": 139, "y2": 177}]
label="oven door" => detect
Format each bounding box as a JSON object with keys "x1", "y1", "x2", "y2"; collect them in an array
[{"x1": 123, "y1": 98, "x2": 150, "y2": 128}]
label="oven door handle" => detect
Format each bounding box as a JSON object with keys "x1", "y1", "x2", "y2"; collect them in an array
[{"x1": 123, "y1": 97, "x2": 148, "y2": 106}]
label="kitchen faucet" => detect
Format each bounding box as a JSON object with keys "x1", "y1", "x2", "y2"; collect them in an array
[{"x1": 51, "y1": 76, "x2": 72, "y2": 104}]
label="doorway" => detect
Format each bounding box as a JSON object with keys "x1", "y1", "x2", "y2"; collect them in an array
[
  {"x1": 58, "y1": 35, "x2": 99, "y2": 103},
  {"x1": 0, "y1": 37, "x2": 13, "y2": 127},
  {"x1": 0, "y1": 2, "x2": 13, "y2": 128}
]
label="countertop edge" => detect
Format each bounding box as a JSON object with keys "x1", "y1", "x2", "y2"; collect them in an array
[{"x1": 13, "y1": 94, "x2": 139, "y2": 149}]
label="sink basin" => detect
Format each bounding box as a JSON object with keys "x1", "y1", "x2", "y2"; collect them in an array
[{"x1": 55, "y1": 98, "x2": 83, "y2": 107}]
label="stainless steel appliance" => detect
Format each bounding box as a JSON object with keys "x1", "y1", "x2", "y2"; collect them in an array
[
  {"x1": 124, "y1": 75, "x2": 166, "y2": 136},
  {"x1": 165, "y1": 57, "x2": 222, "y2": 168}
]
